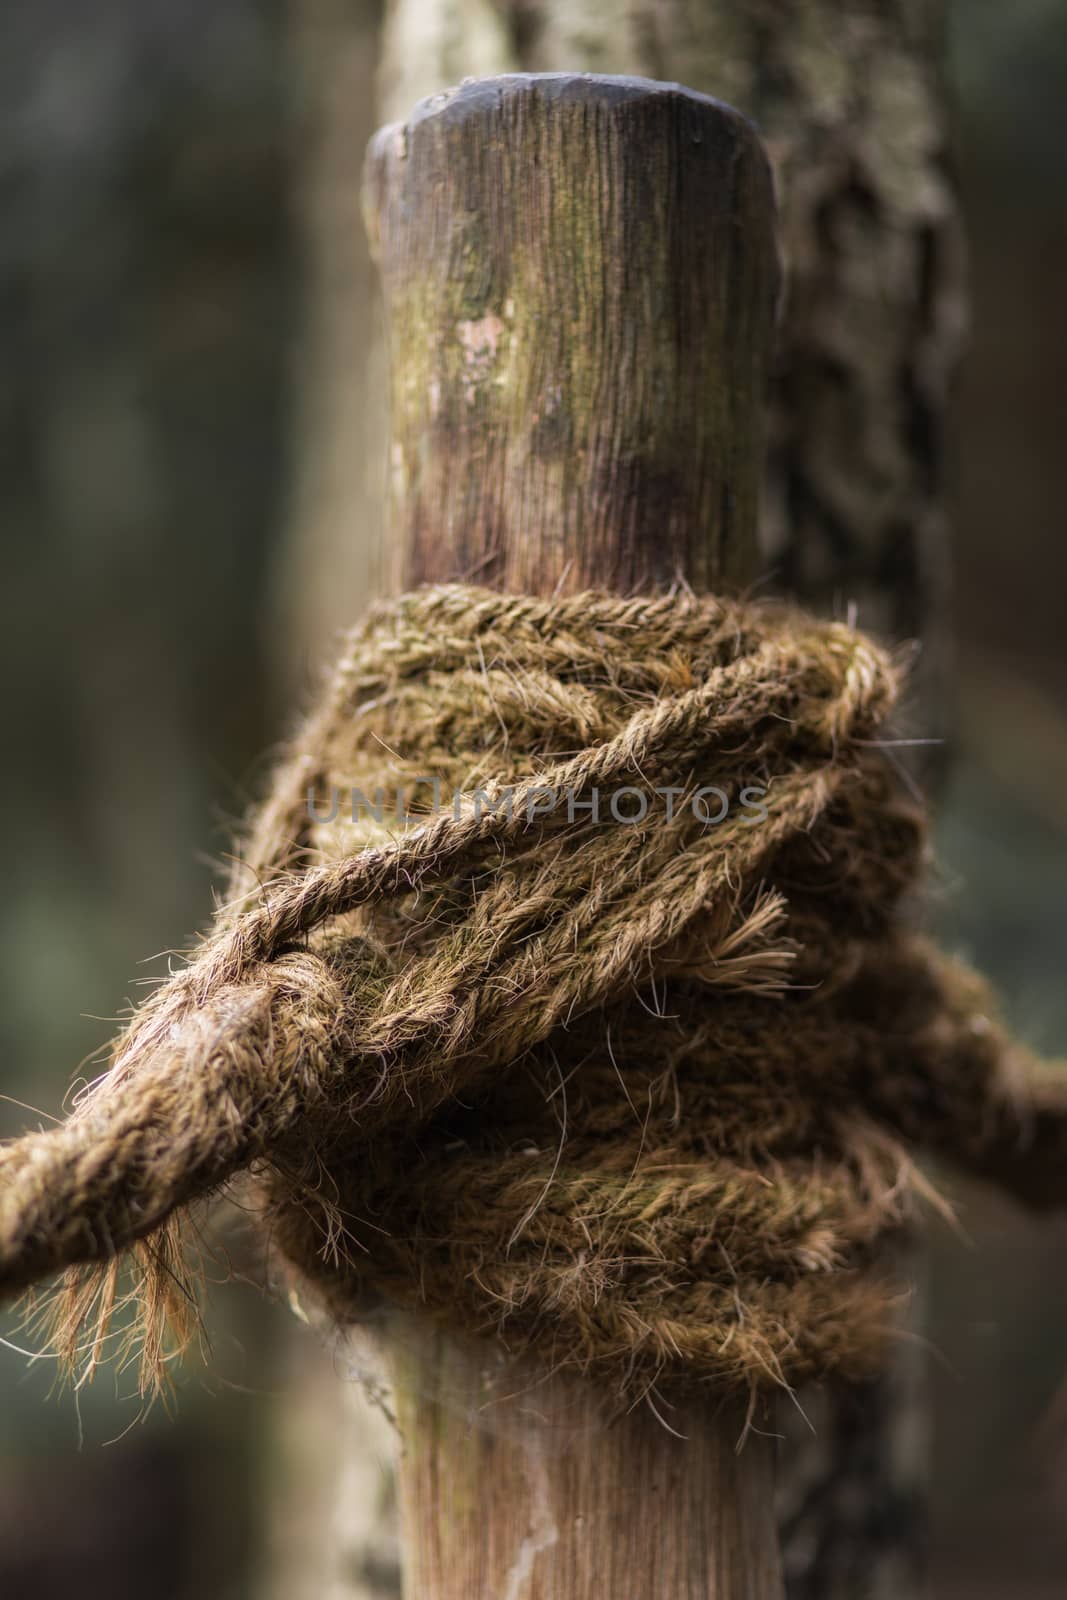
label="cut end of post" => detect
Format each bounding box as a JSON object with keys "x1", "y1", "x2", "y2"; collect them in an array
[
  {"x1": 377, "y1": 69, "x2": 764, "y2": 133},
  {"x1": 364, "y1": 72, "x2": 779, "y2": 597}
]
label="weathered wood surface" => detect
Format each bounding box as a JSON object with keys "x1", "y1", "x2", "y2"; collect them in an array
[
  {"x1": 365, "y1": 73, "x2": 778, "y2": 597},
  {"x1": 365, "y1": 72, "x2": 783, "y2": 1600},
  {"x1": 391, "y1": 1324, "x2": 783, "y2": 1600}
]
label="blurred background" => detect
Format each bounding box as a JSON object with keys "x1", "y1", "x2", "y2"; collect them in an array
[{"x1": 1, "y1": 1, "x2": 1065, "y2": 1596}]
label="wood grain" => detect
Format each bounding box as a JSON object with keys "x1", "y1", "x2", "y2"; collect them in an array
[
  {"x1": 390, "y1": 1322, "x2": 783, "y2": 1600},
  {"x1": 364, "y1": 73, "x2": 778, "y2": 596},
  {"x1": 366, "y1": 71, "x2": 783, "y2": 1599}
]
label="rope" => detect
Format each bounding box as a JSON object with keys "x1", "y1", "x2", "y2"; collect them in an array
[{"x1": 3, "y1": 584, "x2": 1065, "y2": 1400}]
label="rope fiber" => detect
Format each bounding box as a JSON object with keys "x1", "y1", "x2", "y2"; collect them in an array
[{"x1": 2, "y1": 584, "x2": 1065, "y2": 1399}]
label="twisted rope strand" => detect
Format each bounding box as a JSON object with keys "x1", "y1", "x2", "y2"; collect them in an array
[{"x1": 2, "y1": 585, "x2": 1064, "y2": 1400}]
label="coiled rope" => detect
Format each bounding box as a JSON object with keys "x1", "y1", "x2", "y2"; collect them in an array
[{"x1": 2, "y1": 585, "x2": 1065, "y2": 1399}]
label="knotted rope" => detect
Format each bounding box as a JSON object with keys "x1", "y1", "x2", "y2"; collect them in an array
[{"x1": 3, "y1": 584, "x2": 1066, "y2": 1399}]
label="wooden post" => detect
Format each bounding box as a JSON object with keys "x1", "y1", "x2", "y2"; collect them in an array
[
  {"x1": 364, "y1": 73, "x2": 777, "y2": 596},
  {"x1": 363, "y1": 74, "x2": 781, "y2": 1599}
]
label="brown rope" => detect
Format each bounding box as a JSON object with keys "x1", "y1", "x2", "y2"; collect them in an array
[{"x1": 2, "y1": 584, "x2": 1065, "y2": 1400}]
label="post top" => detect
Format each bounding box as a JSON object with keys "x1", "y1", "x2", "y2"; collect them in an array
[
  {"x1": 369, "y1": 70, "x2": 764, "y2": 162},
  {"x1": 364, "y1": 67, "x2": 778, "y2": 596}
]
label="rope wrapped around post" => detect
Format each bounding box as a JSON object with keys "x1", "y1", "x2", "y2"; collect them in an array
[{"x1": 3, "y1": 583, "x2": 1066, "y2": 1402}]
